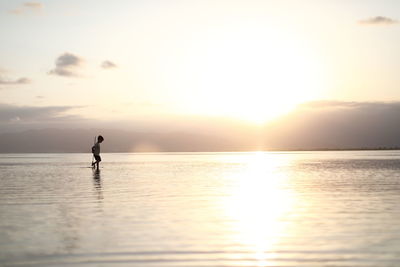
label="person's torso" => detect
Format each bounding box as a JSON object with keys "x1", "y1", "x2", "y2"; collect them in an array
[{"x1": 93, "y1": 142, "x2": 100, "y2": 155}]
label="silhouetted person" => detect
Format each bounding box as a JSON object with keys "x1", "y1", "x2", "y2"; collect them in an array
[{"x1": 91, "y1": 135, "x2": 104, "y2": 170}]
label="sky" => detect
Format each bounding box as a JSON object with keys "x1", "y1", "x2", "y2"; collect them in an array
[{"x1": 1, "y1": 0, "x2": 400, "y2": 134}]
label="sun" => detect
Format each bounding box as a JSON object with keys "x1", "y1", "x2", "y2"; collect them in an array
[{"x1": 178, "y1": 25, "x2": 326, "y2": 124}]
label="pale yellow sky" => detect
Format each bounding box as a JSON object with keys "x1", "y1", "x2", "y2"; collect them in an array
[{"x1": 1, "y1": 0, "x2": 400, "y2": 125}]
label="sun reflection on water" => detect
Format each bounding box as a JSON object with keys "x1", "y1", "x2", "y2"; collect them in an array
[{"x1": 224, "y1": 152, "x2": 295, "y2": 266}]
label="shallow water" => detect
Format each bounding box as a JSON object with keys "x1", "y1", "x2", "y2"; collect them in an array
[{"x1": 1, "y1": 151, "x2": 400, "y2": 266}]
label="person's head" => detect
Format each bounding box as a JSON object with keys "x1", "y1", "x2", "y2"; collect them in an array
[{"x1": 98, "y1": 135, "x2": 104, "y2": 143}]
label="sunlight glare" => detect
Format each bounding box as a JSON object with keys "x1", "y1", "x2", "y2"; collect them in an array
[{"x1": 224, "y1": 152, "x2": 294, "y2": 265}]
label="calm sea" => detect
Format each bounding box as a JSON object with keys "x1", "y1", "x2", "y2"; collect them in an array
[{"x1": 1, "y1": 151, "x2": 400, "y2": 266}]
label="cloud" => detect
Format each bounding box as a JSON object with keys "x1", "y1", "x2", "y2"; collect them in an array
[
  {"x1": 24, "y1": 2, "x2": 43, "y2": 9},
  {"x1": 49, "y1": 52, "x2": 84, "y2": 77},
  {"x1": 265, "y1": 101, "x2": 400, "y2": 150},
  {"x1": 0, "y1": 103, "x2": 81, "y2": 123},
  {"x1": 359, "y1": 16, "x2": 398, "y2": 25},
  {"x1": 10, "y1": 2, "x2": 43, "y2": 15},
  {"x1": 9, "y1": 9, "x2": 23, "y2": 15},
  {"x1": 0, "y1": 77, "x2": 31, "y2": 85},
  {"x1": 101, "y1": 60, "x2": 117, "y2": 69}
]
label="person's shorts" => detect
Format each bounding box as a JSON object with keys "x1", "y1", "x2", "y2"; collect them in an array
[{"x1": 94, "y1": 155, "x2": 101, "y2": 162}]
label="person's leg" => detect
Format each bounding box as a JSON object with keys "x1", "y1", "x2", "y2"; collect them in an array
[{"x1": 95, "y1": 155, "x2": 101, "y2": 170}]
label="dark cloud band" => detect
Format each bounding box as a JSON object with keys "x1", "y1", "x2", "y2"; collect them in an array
[{"x1": 0, "y1": 103, "x2": 80, "y2": 123}]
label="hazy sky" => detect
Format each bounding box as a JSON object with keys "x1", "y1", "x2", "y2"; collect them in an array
[{"x1": 1, "y1": 0, "x2": 400, "y2": 127}]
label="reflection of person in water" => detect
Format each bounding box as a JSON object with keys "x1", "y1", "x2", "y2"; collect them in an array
[
  {"x1": 92, "y1": 169, "x2": 103, "y2": 201},
  {"x1": 91, "y1": 135, "x2": 104, "y2": 170}
]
